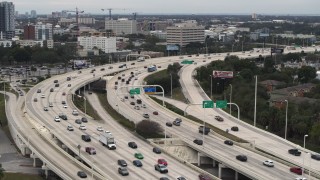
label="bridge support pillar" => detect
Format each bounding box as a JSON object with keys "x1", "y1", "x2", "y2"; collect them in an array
[
  {"x1": 212, "y1": 160, "x2": 217, "y2": 168},
  {"x1": 61, "y1": 144, "x2": 68, "y2": 153},
  {"x1": 42, "y1": 163, "x2": 49, "y2": 178},
  {"x1": 218, "y1": 163, "x2": 226, "y2": 179},
  {"x1": 235, "y1": 171, "x2": 238, "y2": 180},
  {"x1": 30, "y1": 152, "x2": 38, "y2": 167}
]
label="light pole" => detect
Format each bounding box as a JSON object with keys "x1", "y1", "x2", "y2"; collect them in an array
[
  {"x1": 229, "y1": 84, "x2": 232, "y2": 114},
  {"x1": 210, "y1": 75, "x2": 212, "y2": 99},
  {"x1": 254, "y1": 75, "x2": 257, "y2": 127},
  {"x1": 284, "y1": 100, "x2": 288, "y2": 139},
  {"x1": 170, "y1": 73, "x2": 172, "y2": 98},
  {"x1": 303, "y1": 134, "x2": 308, "y2": 177}
]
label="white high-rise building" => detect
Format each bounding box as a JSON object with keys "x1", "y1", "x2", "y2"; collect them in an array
[
  {"x1": 105, "y1": 18, "x2": 137, "y2": 35},
  {"x1": 30, "y1": 10, "x2": 37, "y2": 18},
  {"x1": 0, "y1": 1, "x2": 15, "y2": 39},
  {"x1": 78, "y1": 36, "x2": 117, "y2": 53},
  {"x1": 35, "y1": 22, "x2": 52, "y2": 40}
]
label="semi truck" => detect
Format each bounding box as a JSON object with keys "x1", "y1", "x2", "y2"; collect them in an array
[{"x1": 99, "y1": 132, "x2": 116, "y2": 150}]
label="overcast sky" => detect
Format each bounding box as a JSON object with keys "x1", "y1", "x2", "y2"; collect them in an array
[{"x1": 12, "y1": 0, "x2": 320, "y2": 15}]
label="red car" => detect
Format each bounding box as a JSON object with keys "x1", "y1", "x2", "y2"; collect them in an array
[
  {"x1": 153, "y1": 111, "x2": 159, "y2": 115},
  {"x1": 199, "y1": 174, "x2": 212, "y2": 180},
  {"x1": 290, "y1": 167, "x2": 302, "y2": 175},
  {"x1": 157, "y1": 159, "x2": 168, "y2": 166}
]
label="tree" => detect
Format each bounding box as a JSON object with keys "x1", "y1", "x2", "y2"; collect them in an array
[
  {"x1": 136, "y1": 120, "x2": 163, "y2": 138},
  {"x1": 310, "y1": 123, "x2": 320, "y2": 145},
  {"x1": 297, "y1": 66, "x2": 317, "y2": 83},
  {"x1": 11, "y1": 48, "x2": 31, "y2": 64}
]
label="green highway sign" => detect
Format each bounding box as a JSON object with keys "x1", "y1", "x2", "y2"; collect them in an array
[
  {"x1": 181, "y1": 60, "x2": 194, "y2": 64},
  {"x1": 216, "y1": 100, "x2": 227, "y2": 109},
  {"x1": 202, "y1": 100, "x2": 214, "y2": 108},
  {"x1": 129, "y1": 88, "x2": 140, "y2": 95}
]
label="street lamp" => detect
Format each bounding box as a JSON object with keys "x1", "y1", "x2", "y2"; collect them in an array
[
  {"x1": 304, "y1": 134, "x2": 308, "y2": 149},
  {"x1": 229, "y1": 84, "x2": 232, "y2": 114},
  {"x1": 210, "y1": 75, "x2": 212, "y2": 99},
  {"x1": 284, "y1": 100, "x2": 288, "y2": 139},
  {"x1": 170, "y1": 73, "x2": 172, "y2": 99}
]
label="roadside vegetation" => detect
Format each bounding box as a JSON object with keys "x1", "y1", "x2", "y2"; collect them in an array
[{"x1": 73, "y1": 94, "x2": 101, "y2": 121}]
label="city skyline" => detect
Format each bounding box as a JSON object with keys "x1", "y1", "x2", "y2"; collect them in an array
[{"x1": 12, "y1": 0, "x2": 320, "y2": 15}]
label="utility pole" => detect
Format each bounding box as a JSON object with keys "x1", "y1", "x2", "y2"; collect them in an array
[{"x1": 254, "y1": 75, "x2": 257, "y2": 127}]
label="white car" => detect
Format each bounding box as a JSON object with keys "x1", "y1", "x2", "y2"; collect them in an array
[
  {"x1": 263, "y1": 160, "x2": 274, "y2": 167},
  {"x1": 79, "y1": 125, "x2": 86, "y2": 130},
  {"x1": 142, "y1": 104, "x2": 146, "y2": 108},
  {"x1": 97, "y1": 126, "x2": 103, "y2": 132},
  {"x1": 105, "y1": 130, "x2": 112, "y2": 135},
  {"x1": 54, "y1": 116, "x2": 60, "y2": 122},
  {"x1": 63, "y1": 104, "x2": 68, "y2": 108},
  {"x1": 72, "y1": 110, "x2": 79, "y2": 115},
  {"x1": 67, "y1": 125, "x2": 74, "y2": 131},
  {"x1": 134, "y1": 106, "x2": 140, "y2": 110},
  {"x1": 49, "y1": 103, "x2": 53, "y2": 107},
  {"x1": 295, "y1": 177, "x2": 307, "y2": 180},
  {"x1": 41, "y1": 94, "x2": 45, "y2": 98}
]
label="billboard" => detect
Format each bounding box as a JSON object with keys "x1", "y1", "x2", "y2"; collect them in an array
[
  {"x1": 213, "y1": 71, "x2": 234, "y2": 78},
  {"x1": 166, "y1": 45, "x2": 179, "y2": 51}
]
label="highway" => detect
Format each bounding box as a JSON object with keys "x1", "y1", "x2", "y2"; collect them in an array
[{"x1": 24, "y1": 62, "x2": 200, "y2": 179}]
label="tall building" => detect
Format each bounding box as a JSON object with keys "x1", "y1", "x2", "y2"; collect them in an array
[
  {"x1": 105, "y1": 18, "x2": 137, "y2": 35},
  {"x1": 166, "y1": 22, "x2": 204, "y2": 47},
  {"x1": 24, "y1": 23, "x2": 35, "y2": 40},
  {"x1": 24, "y1": 22, "x2": 53, "y2": 40},
  {"x1": 30, "y1": 10, "x2": 37, "y2": 18},
  {"x1": 0, "y1": 1, "x2": 15, "y2": 39},
  {"x1": 78, "y1": 36, "x2": 117, "y2": 53}
]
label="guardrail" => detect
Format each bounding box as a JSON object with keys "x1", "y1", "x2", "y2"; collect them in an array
[{"x1": 3, "y1": 92, "x2": 73, "y2": 180}]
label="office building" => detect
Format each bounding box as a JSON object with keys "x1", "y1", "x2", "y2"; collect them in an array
[
  {"x1": 166, "y1": 21, "x2": 204, "y2": 47},
  {"x1": 30, "y1": 10, "x2": 36, "y2": 18},
  {"x1": 105, "y1": 18, "x2": 137, "y2": 35},
  {"x1": 0, "y1": 1, "x2": 15, "y2": 39},
  {"x1": 78, "y1": 36, "x2": 117, "y2": 53},
  {"x1": 24, "y1": 22, "x2": 53, "y2": 40}
]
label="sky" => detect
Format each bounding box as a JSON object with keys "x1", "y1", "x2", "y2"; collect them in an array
[{"x1": 11, "y1": 0, "x2": 320, "y2": 15}]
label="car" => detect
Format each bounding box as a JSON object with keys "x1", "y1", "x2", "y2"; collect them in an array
[
  {"x1": 134, "y1": 153, "x2": 144, "y2": 159},
  {"x1": 63, "y1": 104, "x2": 68, "y2": 108},
  {"x1": 124, "y1": 96, "x2": 129, "y2": 99},
  {"x1": 97, "y1": 126, "x2": 103, "y2": 132},
  {"x1": 193, "y1": 139, "x2": 203, "y2": 145},
  {"x1": 75, "y1": 119, "x2": 82, "y2": 124},
  {"x1": 67, "y1": 125, "x2": 74, "y2": 131},
  {"x1": 118, "y1": 167, "x2": 129, "y2": 176},
  {"x1": 199, "y1": 126, "x2": 210, "y2": 135},
  {"x1": 81, "y1": 135, "x2": 91, "y2": 142},
  {"x1": 62, "y1": 92, "x2": 66, "y2": 96},
  {"x1": 295, "y1": 177, "x2": 307, "y2": 180},
  {"x1": 34, "y1": 98, "x2": 38, "y2": 102},
  {"x1": 61, "y1": 100, "x2": 66, "y2": 104},
  {"x1": 236, "y1": 155, "x2": 247, "y2": 162},
  {"x1": 231, "y1": 126, "x2": 239, "y2": 131},
  {"x1": 199, "y1": 174, "x2": 213, "y2": 180},
  {"x1": 43, "y1": 107, "x2": 48, "y2": 111},
  {"x1": 81, "y1": 117, "x2": 88, "y2": 123},
  {"x1": 78, "y1": 70, "x2": 82, "y2": 74},
  {"x1": 131, "y1": 63, "x2": 135, "y2": 65},
  {"x1": 100, "y1": 68, "x2": 105, "y2": 71},
  {"x1": 153, "y1": 111, "x2": 159, "y2": 115},
  {"x1": 290, "y1": 167, "x2": 302, "y2": 175},
  {"x1": 37, "y1": 89, "x2": 41, "y2": 93},
  {"x1": 153, "y1": 147, "x2": 162, "y2": 154},
  {"x1": 88, "y1": 91, "x2": 93, "y2": 95},
  {"x1": 155, "y1": 164, "x2": 168, "y2": 173},
  {"x1": 158, "y1": 159, "x2": 168, "y2": 166},
  {"x1": 118, "y1": 159, "x2": 127, "y2": 167},
  {"x1": 133, "y1": 160, "x2": 143, "y2": 167},
  {"x1": 67, "y1": 77, "x2": 71, "y2": 81},
  {"x1": 224, "y1": 140, "x2": 233, "y2": 146},
  {"x1": 85, "y1": 147, "x2": 96, "y2": 155},
  {"x1": 177, "y1": 177, "x2": 186, "y2": 180},
  {"x1": 215, "y1": 115, "x2": 224, "y2": 122},
  {"x1": 54, "y1": 116, "x2": 60, "y2": 122},
  {"x1": 136, "y1": 99, "x2": 142, "y2": 104},
  {"x1": 143, "y1": 113, "x2": 150, "y2": 119},
  {"x1": 142, "y1": 104, "x2": 146, "y2": 108},
  {"x1": 134, "y1": 105, "x2": 140, "y2": 110},
  {"x1": 130, "y1": 102, "x2": 135, "y2": 105},
  {"x1": 68, "y1": 84, "x2": 71, "y2": 87},
  {"x1": 166, "y1": 122, "x2": 172, "y2": 127},
  {"x1": 59, "y1": 114, "x2": 67, "y2": 120},
  {"x1": 108, "y1": 66, "x2": 113, "y2": 69},
  {"x1": 130, "y1": 95, "x2": 134, "y2": 99},
  {"x1": 77, "y1": 171, "x2": 87, "y2": 178},
  {"x1": 175, "y1": 118, "x2": 182, "y2": 123},
  {"x1": 49, "y1": 102, "x2": 53, "y2": 107},
  {"x1": 311, "y1": 154, "x2": 320, "y2": 160},
  {"x1": 173, "y1": 120, "x2": 181, "y2": 126},
  {"x1": 53, "y1": 80, "x2": 58, "y2": 83},
  {"x1": 263, "y1": 160, "x2": 274, "y2": 167},
  {"x1": 158, "y1": 66, "x2": 161, "y2": 68},
  {"x1": 79, "y1": 125, "x2": 86, "y2": 130},
  {"x1": 288, "y1": 149, "x2": 301, "y2": 156},
  {"x1": 41, "y1": 94, "x2": 45, "y2": 98},
  {"x1": 72, "y1": 110, "x2": 79, "y2": 116},
  {"x1": 128, "y1": 141, "x2": 138, "y2": 149},
  {"x1": 55, "y1": 83, "x2": 59, "y2": 87},
  {"x1": 160, "y1": 178, "x2": 169, "y2": 180}
]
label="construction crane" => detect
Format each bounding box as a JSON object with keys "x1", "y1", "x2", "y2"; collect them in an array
[
  {"x1": 101, "y1": 8, "x2": 126, "y2": 20},
  {"x1": 62, "y1": 7, "x2": 84, "y2": 36}
]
